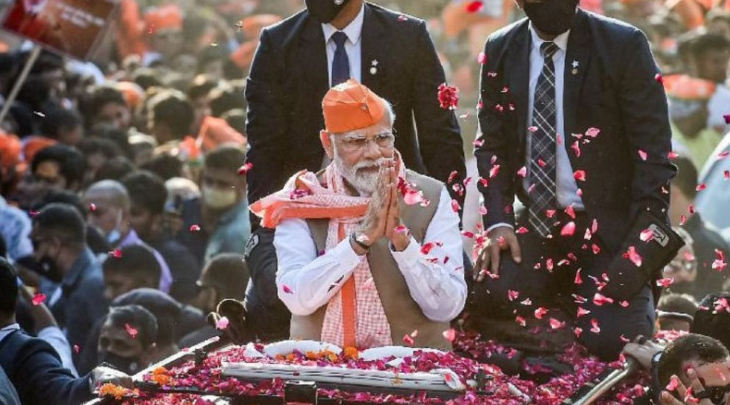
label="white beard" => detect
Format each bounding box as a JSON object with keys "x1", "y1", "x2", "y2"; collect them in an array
[{"x1": 332, "y1": 152, "x2": 386, "y2": 197}]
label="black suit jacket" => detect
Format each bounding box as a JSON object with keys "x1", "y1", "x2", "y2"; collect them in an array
[
  {"x1": 245, "y1": 3, "x2": 466, "y2": 207},
  {"x1": 475, "y1": 10, "x2": 676, "y2": 253}
]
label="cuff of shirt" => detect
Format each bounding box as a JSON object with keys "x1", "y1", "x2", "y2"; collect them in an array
[
  {"x1": 332, "y1": 236, "x2": 366, "y2": 269},
  {"x1": 486, "y1": 222, "x2": 514, "y2": 234},
  {"x1": 390, "y1": 236, "x2": 420, "y2": 268}
]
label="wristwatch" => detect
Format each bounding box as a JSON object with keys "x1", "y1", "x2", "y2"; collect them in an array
[{"x1": 351, "y1": 232, "x2": 371, "y2": 254}]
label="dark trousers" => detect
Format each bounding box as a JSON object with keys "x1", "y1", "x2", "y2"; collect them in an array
[{"x1": 469, "y1": 210, "x2": 654, "y2": 360}]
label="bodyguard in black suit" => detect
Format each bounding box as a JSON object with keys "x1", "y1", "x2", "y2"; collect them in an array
[
  {"x1": 471, "y1": 0, "x2": 678, "y2": 359},
  {"x1": 245, "y1": 0, "x2": 466, "y2": 210}
]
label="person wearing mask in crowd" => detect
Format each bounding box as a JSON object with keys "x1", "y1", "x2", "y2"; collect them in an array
[
  {"x1": 180, "y1": 253, "x2": 250, "y2": 347},
  {"x1": 122, "y1": 171, "x2": 201, "y2": 302},
  {"x1": 0, "y1": 257, "x2": 130, "y2": 405},
  {"x1": 656, "y1": 293, "x2": 698, "y2": 332},
  {"x1": 13, "y1": 144, "x2": 85, "y2": 210},
  {"x1": 29, "y1": 203, "x2": 108, "y2": 359},
  {"x1": 82, "y1": 180, "x2": 173, "y2": 293},
  {"x1": 177, "y1": 145, "x2": 251, "y2": 264},
  {"x1": 245, "y1": 0, "x2": 466, "y2": 221},
  {"x1": 97, "y1": 305, "x2": 158, "y2": 376},
  {"x1": 472, "y1": 0, "x2": 680, "y2": 360},
  {"x1": 252, "y1": 80, "x2": 467, "y2": 349},
  {"x1": 666, "y1": 157, "x2": 729, "y2": 298},
  {"x1": 79, "y1": 85, "x2": 133, "y2": 133},
  {"x1": 102, "y1": 244, "x2": 161, "y2": 302}
]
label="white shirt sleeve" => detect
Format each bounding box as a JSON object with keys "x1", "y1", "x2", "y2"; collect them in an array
[
  {"x1": 274, "y1": 218, "x2": 364, "y2": 316},
  {"x1": 390, "y1": 188, "x2": 468, "y2": 322},
  {"x1": 37, "y1": 326, "x2": 79, "y2": 377}
]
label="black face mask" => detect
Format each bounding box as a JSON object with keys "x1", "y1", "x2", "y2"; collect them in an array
[
  {"x1": 305, "y1": 0, "x2": 352, "y2": 23},
  {"x1": 523, "y1": 0, "x2": 579, "y2": 36},
  {"x1": 99, "y1": 351, "x2": 142, "y2": 375}
]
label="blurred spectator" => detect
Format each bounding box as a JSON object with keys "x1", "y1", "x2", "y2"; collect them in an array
[
  {"x1": 29, "y1": 203, "x2": 108, "y2": 357},
  {"x1": 102, "y1": 245, "x2": 162, "y2": 302},
  {"x1": 94, "y1": 157, "x2": 136, "y2": 183},
  {"x1": 122, "y1": 171, "x2": 201, "y2": 302},
  {"x1": 208, "y1": 82, "x2": 246, "y2": 118},
  {"x1": 181, "y1": 253, "x2": 249, "y2": 347},
  {"x1": 12, "y1": 144, "x2": 85, "y2": 210},
  {"x1": 691, "y1": 292, "x2": 730, "y2": 351},
  {"x1": 696, "y1": 133, "x2": 730, "y2": 235},
  {"x1": 77, "y1": 138, "x2": 125, "y2": 187},
  {"x1": 177, "y1": 146, "x2": 250, "y2": 264},
  {"x1": 143, "y1": 4, "x2": 185, "y2": 67},
  {"x1": 186, "y1": 74, "x2": 216, "y2": 134},
  {"x1": 656, "y1": 293, "x2": 698, "y2": 331},
  {"x1": 666, "y1": 156, "x2": 730, "y2": 298},
  {"x1": 80, "y1": 85, "x2": 132, "y2": 132},
  {"x1": 0, "y1": 257, "x2": 130, "y2": 405},
  {"x1": 0, "y1": 177, "x2": 32, "y2": 261},
  {"x1": 97, "y1": 305, "x2": 158, "y2": 375},
  {"x1": 147, "y1": 90, "x2": 197, "y2": 162},
  {"x1": 82, "y1": 180, "x2": 173, "y2": 293},
  {"x1": 128, "y1": 133, "x2": 157, "y2": 167},
  {"x1": 38, "y1": 107, "x2": 84, "y2": 146},
  {"x1": 141, "y1": 153, "x2": 185, "y2": 181}
]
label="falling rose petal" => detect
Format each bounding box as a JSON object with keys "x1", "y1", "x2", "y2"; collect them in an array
[
  {"x1": 557, "y1": 133, "x2": 563, "y2": 145},
  {"x1": 655, "y1": 73, "x2": 664, "y2": 84},
  {"x1": 125, "y1": 323, "x2": 138, "y2": 338},
  {"x1": 516, "y1": 227, "x2": 529, "y2": 234},
  {"x1": 189, "y1": 224, "x2": 201, "y2": 232},
  {"x1": 574, "y1": 327, "x2": 583, "y2": 337},
  {"x1": 591, "y1": 219, "x2": 599, "y2": 233},
  {"x1": 574, "y1": 269, "x2": 583, "y2": 285},
  {"x1": 667, "y1": 375, "x2": 680, "y2": 391},
  {"x1": 592, "y1": 244, "x2": 601, "y2": 254},
  {"x1": 478, "y1": 205, "x2": 487, "y2": 215},
  {"x1": 73, "y1": 345, "x2": 80, "y2": 354},
  {"x1": 31, "y1": 293, "x2": 46, "y2": 306},
  {"x1": 477, "y1": 51, "x2": 487, "y2": 65},
  {"x1": 534, "y1": 307, "x2": 548, "y2": 319},
  {"x1": 442, "y1": 329, "x2": 456, "y2": 342},
  {"x1": 712, "y1": 249, "x2": 727, "y2": 271},
  {"x1": 437, "y1": 83, "x2": 459, "y2": 109},
  {"x1": 215, "y1": 316, "x2": 230, "y2": 330},
  {"x1": 668, "y1": 151, "x2": 679, "y2": 159},
  {"x1": 590, "y1": 318, "x2": 601, "y2": 334},
  {"x1": 507, "y1": 290, "x2": 520, "y2": 301},
  {"x1": 108, "y1": 249, "x2": 122, "y2": 259},
  {"x1": 571, "y1": 141, "x2": 581, "y2": 157},
  {"x1": 29, "y1": 210, "x2": 40, "y2": 217},
  {"x1": 282, "y1": 285, "x2": 294, "y2": 294},
  {"x1": 573, "y1": 170, "x2": 586, "y2": 181},
  {"x1": 546, "y1": 209, "x2": 556, "y2": 218},
  {"x1": 237, "y1": 162, "x2": 253, "y2": 175},
  {"x1": 585, "y1": 127, "x2": 601, "y2": 138},
  {"x1": 395, "y1": 225, "x2": 409, "y2": 234},
  {"x1": 421, "y1": 242, "x2": 437, "y2": 255},
  {"x1": 724, "y1": 170, "x2": 730, "y2": 180},
  {"x1": 696, "y1": 183, "x2": 707, "y2": 191},
  {"x1": 447, "y1": 170, "x2": 459, "y2": 184},
  {"x1": 619, "y1": 300, "x2": 630, "y2": 308},
  {"x1": 450, "y1": 199, "x2": 461, "y2": 212},
  {"x1": 549, "y1": 318, "x2": 565, "y2": 329},
  {"x1": 620, "y1": 335, "x2": 630, "y2": 343},
  {"x1": 623, "y1": 246, "x2": 642, "y2": 267},
  {"x1": 577, "y1": 307, "x2": 591, "y2": 318},
  {"x1": 402, "y1": 334, "x2": 415, "y2": 346},
  {"x1": 565, "y1": 205, "x2": 576, "y2": 219},
  {"x1": 410, "y1": 329, "x2": 419, "y2": 338},
  {"x1": 515, "y1": 316, "x2": 526, "y2": 327},
  {"x1": 717, "y1": 151, "x2": 730, "y2": 160},
  {"x1": 560, "y1": 221, "x2": 576, "y2": 237},
  {"x1": 640, "y1": 228, "x2": 654, "y2": 242},
  {"x1": 638, "y1": 150, "x2": 648, "y2": 161},
  {"x1": 689, "y1": 204, "x2": 695, "y2": 214},
  {"x1": 657, "y1": 277, "x2": 675, "y2": 288},
  {"x1": 465, "y1": 0, "x2": 484, "y2": 12},
  {"x1": 593, "y1": 292, "x2": 614, "y2": 306},
  {"x1": 680, "y1": 214, "x2": 687, "y2": 225},
  {"x1": 516, "y1": 166, "x2": 527, "y2": 178},
  {"x1": 89, "y1": 203, "x2": 96, "y2": 212},
  {"x1": 398, "y1": 14, "x2": 407, "y2": 21},
  {"x1": 489, "y1": 164, "x2": 500, "y2": 178},
  {"x1": 537, "y1": 158, "x2": 547, "y2": 167},
  {"x1": 403, "y1": 190, "x2": 424, "y2": 205}
]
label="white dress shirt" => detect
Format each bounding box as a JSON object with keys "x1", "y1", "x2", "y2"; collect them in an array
[
  {"x1": 488, "y1": 25, "x2": 584, "y2": 233},
  {"x1": 321, "y1": 3, "x2": 364, "y2": 86},
  {"x1": 274, "y1": 188, "x2": 467, "y2": 323}
]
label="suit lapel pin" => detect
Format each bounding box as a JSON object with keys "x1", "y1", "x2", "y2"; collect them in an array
[
  {"x1": 370, "y1": 59, "x2": 378, "y2": 75},
  {"x1": 571, "y1": 60, "x2": 579, "y2": 75}
]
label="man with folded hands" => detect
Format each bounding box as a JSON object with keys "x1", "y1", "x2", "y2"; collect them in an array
[{"x1": 251, "y1": 80, "x2": 467, "y2": 350}]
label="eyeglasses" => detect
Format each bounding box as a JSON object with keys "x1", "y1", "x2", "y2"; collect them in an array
[
  {"x1": 339, "y1": 132, "x2": 395, "y2": 153},
  {"x1": 695, "y1": 384, "x2": 730, "y2": 405}
]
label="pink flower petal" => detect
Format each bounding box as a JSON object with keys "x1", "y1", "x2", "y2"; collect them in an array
[
  {"x1": 88, "y1": 203, "x2": 96, "y2": 212},
  {"x1": 585, "y1": 127, "x2": 601, "y2": 138},
  {"x1": 593, "y1": 292, "x2": 614, "y2": 306},
  {"x1": 215, "y1": 316, "x2": 230, "y2": 330},
  {"x1": 516, "y1": 166, "x2": 527, "y2": 178},
  {"x1": 655, "y1": 73, "x2": 664, "y2": 84},
  {"x1": 534, "y1": 307, "x2": 548, "y2": 319},
  {"x1": 282, "y1": 284, "x2": 293, "y2": 294},
  {"x1": 237, "y1": 163, "x2": 253, "y2": 175},
  {"x1": 442, "y1": 328, "x2": 456, "y2": 342},
  {"x1": 718, "y1": 151, "x2": 730, "y2": 160},
  {"x1": 549, "y1": 318, "x2": 565, "y2": 329},
  {"x1": 573, "y1": 170, "x2": 586, "y2": 181},
  {"x1": 668, "y1": 151, "x2": 679, "y2": 159},
  {"x1": 574, "y1": 269, "x2": 583, "y2": 285},
  {"x1": 189, "y1": 224, "x2": 201, "y2": 232},
  {"x1": 638, "y1": 150, "x2": 648, "y2": 161},
  {"x1": 640, "y1": 228, "x2": 654, "y2": 242},
  {"x1": 560, "y1": 221, "x2": 576, "y2": 237},
  {"x1": 590, "y1": 318, "x2": 601, "y2": 334},
  {"x1": 657, "y1": 277, "x2": 675, "y2": 288},
  {"x1": 516, "y1": 227, "x2": 529, "y2": 234},
  {"x1": 477, "y1": 51, "x2": 487, "y2": 65},
  {"x1": 450, "y1": 199, "x2": 461, "y2": 212},
  {"x1": 507, "y1": 290, "x2": 519, "y2": 301},
  {"x1": 712, "y1": 249, "x2": 727, "y2": 271},
  {"x1": 125, "y1": 323, "x2": 138, "y2": 338},
  {"x1": 577, "y1": 307, "x2": 591, "y2": 318},
  {"x1": 667, "y1": 375, "x2": 680, "y2": 391},
  {"x1": 465, "y1": 0, "x2": 484, "y2": 12},
  {"x1": 31, "y1": 293, "x2": 46, "y2": 306},
  {"x1": 623, "y1": 246, "x2": 642, "y2": 267}
]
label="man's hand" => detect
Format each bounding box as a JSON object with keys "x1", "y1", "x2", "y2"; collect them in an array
[
  {"x1": 385, "y1": 163, "x2": 409, "y2": 251},
  {"x1": 357, "y1": 161, "x2": 394, "y2": 243},
  {"x1": 207, "y1": 299, "x2": 252, "y2": 345},
  {"x1": 90, "y1": 366, "x2": 133, "y2": 391},
  {"x1": 622, "y1": 338, "x2": 664, "y2": 370},
  {"x1": 473, "y1": 226, "x2": 521, "y2": 282},
  {"x1": 659, "y1": 368, "x2": 717, "y2": 405}
]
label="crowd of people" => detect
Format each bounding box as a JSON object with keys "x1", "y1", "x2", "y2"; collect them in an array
[{"x1": 0, "y1": 0, "x2": 729, "y2": 404}]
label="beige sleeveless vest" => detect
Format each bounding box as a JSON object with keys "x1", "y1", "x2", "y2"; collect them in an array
[{"x1": 289, "y1": 170, "x2": 452, "y2": 350}]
